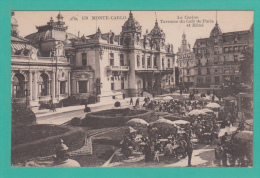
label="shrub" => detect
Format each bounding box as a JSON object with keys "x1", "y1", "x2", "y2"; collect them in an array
[
  {"x1": 114, "y1": 101, "x2": 121, "y2": 107},
  {"x1": 12, "y1": 99, "x2": 36, "y2": 126},
  {"x1": 84, "y1": 107, "x2": 91, "y2": 113},
  {"x1": 70, "y1": 117, "x2": 82, "y2": 126}
]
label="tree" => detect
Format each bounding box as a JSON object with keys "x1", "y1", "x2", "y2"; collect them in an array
[{"x1": 239, "y1": 47, "x2": 253, "y2": 84}]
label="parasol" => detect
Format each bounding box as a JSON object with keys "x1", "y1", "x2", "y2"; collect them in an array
[
  {"x1": 126, "y1": 118, "x2": 149, "y2": 127},
  {"x1": 201, "y1": 108, "x2": 214, "y2": 113},
  {"x1": 173, "y1": 120, "x2": 190, "y2": 125},
  {"x1": 151, "y1": 117, "x2": 176, "y2": 129},
  {"x1": 234, "y1": 131, "x2": 253, "y2": 141},
  {"x1": 198, "y1": 97, "x2": 210, "y2": 102},
  {"x1": 163, "y1": 96, "x2": 173, "y2": 101},
  {"x1": 206, "y1": 102, "x2": 221, "y2": 109},
  {"x1": 188, "y1": 109, "x2": 207, "y2": 116},
  {"x1": 223, "y1": 96, "x2": 236, "y2": 101}
]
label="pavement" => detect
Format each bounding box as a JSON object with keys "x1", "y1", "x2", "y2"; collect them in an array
[{"x1": 35, "y1": 96, "x2": 147, "y2": 125}]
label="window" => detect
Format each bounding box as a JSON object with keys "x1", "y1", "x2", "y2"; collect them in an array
[
  {"x1": 224, "y1": 47, "x2": 229, "y2": 53},
  {"x1": 229, "y1": 47, "x2": 233, "y2": 52},
  {"x1": 187, "y1": 62, "x2": 189, "y2": 66},
  {"x1": 111, "y1": 77, "x2": 114, "y2": 90},
  {"x1": 60, "y1": 81, "x2": 66, "y2": 94},
  {"x1": 215, "y1": 76, "x2": 220, "y2": 84},
  {"x1": 214, "y1": 47, "x2": 218, "y2": 54},
  {"x1": 198, "y1": 59, "x2": 201, "y2": 66},
  {"x1": 142, "y1": 55, "x2": 145, "y2": 67},
  {"x1": 234, "y1": 55, "x2": 238, "y2": 63},
  {"x1": 162, "y1": 58, "x2": 164, "y2": 69},
  {"x1": 110, "y1": 53, "x2": 114, "y2": 66},
  {"x1": 207, "y1": 68, "x2": 210, "y2": 75},
  {"x1": 206, "y1": 77, "x2": 211, "y2": 84},
  {"x1": 137, "y1": 55, "x2": 140, "y2": 67},
  {"x1": 214, "y1": 57, "x2": 219, "y2": 64},
  {"x1": 239, "y1": 46, "x2": 244, "y2": 52},
  {"x1": 147, "y1": 56, "x2": 151, "y2": 67},
  {"x1": 198, "y1": 49, "x2": 201, "y2": 54},
  {"x1": 78, "y1": 81, "x2": 88, "y2": 93},
  {"x1": 187, "y1": 69, "x2": 190, "y2": 75},
  {"x1": 171, "y1": 77, "x2": 174, "y2": 82},
  {"x1": 197, "y1": 78, "x2": 202, "y2": 84},
  {"x1": 82, "y1": 53, "x2": 87, "y2": 66},
  {"x1": 39, "y1": 74, "x2": 48, "y2": 96},
  {"x1": 234, "y1": 46, "x2": 238, "y2": 52},
  {"x1": 120, "y1": 54, "x2": 124, "y2": 66},
  {"x1": 168, "y1": 58, "x2": 170, "y2": 68},
  {"x1": 121, "y1": 77, "x2": 124, "y2": 89},
  {"x1": 154, "y1": 56, "x2": 157, "y2": 67},
  {"x1": 224, "y1": 56, "x2": 228, "y2": 62},
  {"x1": 198, "y1": 68, "x2": 201, "y2": 75}
]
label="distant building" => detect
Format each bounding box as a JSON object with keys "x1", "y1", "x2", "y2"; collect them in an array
[
  {"x1": 11, "y1": 11, "x2": 175, "y2": 106},
  {"x1": 176, "y1": 32, "x2": 195, "y2": 87},
  {"x1": 192, "y1": 21, "x2": 253, "y2": 90}
]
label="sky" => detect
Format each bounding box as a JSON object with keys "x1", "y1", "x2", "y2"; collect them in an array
[{"x1": 14, "y1": 11, "x2": 254, "y2": 53}]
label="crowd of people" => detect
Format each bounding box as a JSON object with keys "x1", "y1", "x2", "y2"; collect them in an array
[{"x1": 119, "y1": 91, "x2": 252, "y2": 167}]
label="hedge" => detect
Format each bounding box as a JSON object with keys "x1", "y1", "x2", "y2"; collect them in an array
[
  {"x1": 11, "y1": 125, "x2": 85, "y2": 164},
  {"x1": 81, "y1": 109, "x2": 157, "y2": 128}
]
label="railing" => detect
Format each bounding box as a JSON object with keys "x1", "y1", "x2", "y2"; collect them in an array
[{"x1": 108, "y1": 65, "x2": 129, "y2": 71}]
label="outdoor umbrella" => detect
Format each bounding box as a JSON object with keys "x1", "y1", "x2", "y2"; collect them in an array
[
  {"x1": 188, "y1": 109, "x2": 207, "y2": 116},
  {"x1": 198, "y1": 97, "x2": 210, "y2": 102},
  {"x1": 223, "y1": 96, "x2": 236, "y2": 101},
  {"x1": 151, "y1": 117, "x2": 176, "y2": 129},
  {"x1": 126, "y1": 118, "x2": 149, "y2": 127},
  {"x1": 173, "y1": 120, "x2": 190, "y2": 125},
  {"x1": 163, "y1": 96, "x2": 173, "y2": 101},
  {"x1": 234, "y1": 131, "x2": 253, "y2": 141},
  {"x1": 201, "y1": 108, "x2": 214, "y2": 113},
  {"x1": 206, "y1": 102, "x2": 221, "y2": 109}
]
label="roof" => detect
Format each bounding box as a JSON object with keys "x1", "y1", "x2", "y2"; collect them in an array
[
  {"x1": 11, "y1": 42, "x2": 38, "y2": 56},
  {"x1": 25, "y1": 30, "x2": 78, "y2": 42}
]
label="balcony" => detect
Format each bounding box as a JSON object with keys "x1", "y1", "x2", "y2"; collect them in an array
[
  {"x1": 107, "y1": 65, "x2": 129, "y2": 71},
  {"x1": 73, "y1": 65, "x2": 93, "y2": 71}
]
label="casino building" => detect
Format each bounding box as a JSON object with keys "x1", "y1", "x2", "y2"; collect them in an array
[{"x1": 11, "y1": 11, "x2": 175, "y2": 106}]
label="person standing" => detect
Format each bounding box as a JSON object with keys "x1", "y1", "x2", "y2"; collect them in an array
[
  {"x1": 130, "y1": 97, "x2": 133, "y2": 105},
  {"x1": 186, "y1": 139, "x2": 193, "y2": 167}
]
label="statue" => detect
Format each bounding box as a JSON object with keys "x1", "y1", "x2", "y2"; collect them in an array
[{"x1": 53, "y1": 139, "x2": 81, "y2": 167}]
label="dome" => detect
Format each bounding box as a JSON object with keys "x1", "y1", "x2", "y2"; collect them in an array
[
  {"x1": 122, "y1": 11, "x2": 142, "y2": 33},
  {"x1": 210, "y1": 23, "x2": 222, "y2": 37},
  {"x1": 149, "y1": 20, "x2": 165, "y2": 39}
]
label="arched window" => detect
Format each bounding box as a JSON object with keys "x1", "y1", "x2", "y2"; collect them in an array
[
  {"x1": 39, "y1": 73, "x2": 48, "y2": 96},
  {"x1": 13, "y1": 73, "x2": 25, "y2": 98},
  {"x1": 168, "y1": 58, "x2": 170, "y2": 68},
  {"x1": 142, "y1": 55, "x2": 145, "y2": 67}
]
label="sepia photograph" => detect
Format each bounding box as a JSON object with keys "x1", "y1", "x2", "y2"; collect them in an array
[{"x1": 11, "y1": 10, "x2": 253, "y2": 167}]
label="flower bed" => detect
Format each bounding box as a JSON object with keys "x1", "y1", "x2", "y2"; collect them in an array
[
  {"x1": 82, "y1": 109, "x2": 157, "y2": 128},
  {"x1": 11, "y1": 125, "x2": 85, "y2": 164}
]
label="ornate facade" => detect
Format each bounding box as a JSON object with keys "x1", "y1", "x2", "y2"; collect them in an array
[
  {"x1": 192, "y1": 21, "x2": 253, "y2": 89},
  {"x1": 11, "y1": 11, "x2": 175, "y2": 106},
  {"x1": 176, "y1": 32, "x2": 195, "y2": 86}
]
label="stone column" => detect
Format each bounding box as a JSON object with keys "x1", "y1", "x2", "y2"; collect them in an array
[
  {"x1": 29, "y1": 71, "x2": 33, "y2": 101},
  {"x1": 48, "y1": 80, "x2": 51, "y2": 95},
  {"x1": 51, "y1": 72, "x2": 55, "y2": 99},
  {"x1": 56, "y1": 71, "x2": 59, "y2": 99},
  {"x1": 68, "y1": 72, "x2": 71, "y2": 96},
  {"x1": 33, "y1": 71, "x2": 38, "y2": 101}
]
